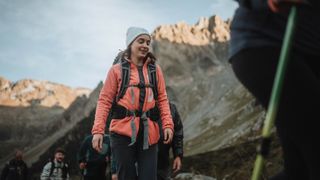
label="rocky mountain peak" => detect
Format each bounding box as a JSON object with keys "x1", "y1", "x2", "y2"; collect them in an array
[
  {"x1": 0, "y1": 76, "x2": 91, "y2": 109},
  {"x1": 153, "y1": 15, "x2": 230, "y2": 45},
  {"x1": 0, "y1": 77, "x2": 11, "y2": 91},
  {"x1": 0, "y1": 78, "x2": 99, "y2": 167}
]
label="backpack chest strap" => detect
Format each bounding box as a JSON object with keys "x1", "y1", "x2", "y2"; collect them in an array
[{"x1": 126, "y1": 83, "x2": 154, "y2": 89}]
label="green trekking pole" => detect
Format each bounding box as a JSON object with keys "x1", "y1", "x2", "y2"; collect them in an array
[{"x1": 251, "y1": 6, "x2": 297, "y2": 180}]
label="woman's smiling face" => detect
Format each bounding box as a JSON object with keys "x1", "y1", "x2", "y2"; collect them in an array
[{"x1": 130, "y1": 34, "x2": 151, "y2": 60}]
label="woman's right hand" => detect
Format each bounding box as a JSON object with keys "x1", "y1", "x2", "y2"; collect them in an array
[
  {"x1": 92, "y1": 134, "x2": 103, "y2": 152},
  {"x1": 79, "y1": 162, "x2": 86, "y2": 170},
  {"x1": 112, "y1": 174, "x2": 118, "y2": 180},
  {"x1": 163, "y1": 128, "x2": 173, "y2": 144}
]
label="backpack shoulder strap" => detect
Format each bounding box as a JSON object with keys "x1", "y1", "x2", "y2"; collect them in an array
[
  {"x1": 116, "y1": 59, "x2": 131, "y2": 101},
  {"x1": 148, "y1": 62, "x2": 158, "y2": 100},
  {"x1": 113, "y1": 51, "x2": 124, "y2": 65},
  {"x1": 62, "y1": 163, "x2": 69, "y2": 179},
  {"x1": 115, "y1": 59, "x2": 158, "y2": 102},
  {"x1": 49, "y1": 160, "x2": 55, "y2": 177}
]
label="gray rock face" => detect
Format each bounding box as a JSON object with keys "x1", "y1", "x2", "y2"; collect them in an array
[
  {"x1": 174, "y1": 173, "x2": 216, "y2": 180},
  {"x1": 19, "y1": 83, "x2": 102, "y2": 167},
  {"x1": 153, "y1": 15, "x2": 265, "y2": 156}
]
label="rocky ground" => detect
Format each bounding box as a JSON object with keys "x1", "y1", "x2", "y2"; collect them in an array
[{"x1": 179, "y1": 134, "x2": 283, "y2": 180}]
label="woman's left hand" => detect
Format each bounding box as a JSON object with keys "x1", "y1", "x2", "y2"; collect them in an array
[
  {"x1": 163, "y1": 128, "x2": 173, "y2": 144},
  {"x1": 172, "y1": 156, "x2": 182, "y2": 173},
  {"x1": 268, "y1": 0, "x2": 308, "y2": 12}
]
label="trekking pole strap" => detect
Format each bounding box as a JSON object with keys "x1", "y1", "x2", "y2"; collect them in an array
[
  {"x1": 128, "y1": 115, "x2": 137, "y2": 146},
  {"x1": 142, "y1": 113, "x2": 149, "y2": 150},
  {"x1": 258, "y1": 137, "x2": 272, "y2": 158}
]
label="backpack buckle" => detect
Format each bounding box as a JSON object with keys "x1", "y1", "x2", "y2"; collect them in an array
[
  {"x1": 135, "y1": 110, "x2": 142, "y2": 117},
  {"x1": 137, "y1": 83, "x2": 145, "y2": 89}
]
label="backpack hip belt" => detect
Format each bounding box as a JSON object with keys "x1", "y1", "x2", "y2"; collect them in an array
[{"x1": 111, "y1": 104, "x2": 159, "y2": 121}]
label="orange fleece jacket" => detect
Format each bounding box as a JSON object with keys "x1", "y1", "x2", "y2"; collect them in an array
[{"x1": 92, "y1": 59, "x2": 173, "y2": 145}]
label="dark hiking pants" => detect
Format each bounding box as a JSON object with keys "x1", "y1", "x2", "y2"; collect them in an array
[
  {"x1": 110, "y1": 132, "x2": 157, "y2": 180},
  {"x1": 84, "y1": 176, "x2": 106, "y2": 180},
  {"x1": 231, "y1": 46, "x2": 320, "y2": 180},
  {"x1": 157, "y1": 166, "x2": 170, "y2": 180}
]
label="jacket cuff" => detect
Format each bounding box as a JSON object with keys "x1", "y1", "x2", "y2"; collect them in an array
[
  {"x1": 162, "y1": 124, "x2": 174, "y2": 132},
  {"x1": 174, "y1": 149, "x2": 183, "y2": 158}
]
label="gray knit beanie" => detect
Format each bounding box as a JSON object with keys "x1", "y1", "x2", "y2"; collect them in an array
[{"x1": 126, "y1": 27, "x2": 151, "y2": 47}]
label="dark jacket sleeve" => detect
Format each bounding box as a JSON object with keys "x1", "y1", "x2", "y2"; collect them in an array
[
  {"x1": 78, "y1": 136, "x2": 90, "y2": 163},
  {"x1": 105, "y1": 135, "x2": 117, "y2": 174},
  {"x1": 23, "y1": 162, "x2": 29, "y2": 180},
  {"x1": 105, "y1": 135, "x2": 111, "y2": 158},
  {"x1": 0, "y1": 163, "x2": 9, "y2": 180},
  {"x1": 170, "y1": 103, "x2": 184, "y2": 158},
  {"x1": 300, "y1": 0, "x2": 319, "y2": 7},
  {"x1": 110, "y1": 152, "x2": 117, "y2": 174},
  {"x1": 109, "y1": 136, "x2": 117, "y2": 175}
]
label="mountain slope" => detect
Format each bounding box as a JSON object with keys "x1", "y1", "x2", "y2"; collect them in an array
[{"x1": 0, "y1": 77, "x2": 91, "y2": 166}]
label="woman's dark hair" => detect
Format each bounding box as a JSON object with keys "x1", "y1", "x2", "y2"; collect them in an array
[
  {"x1": 148, "y1": 52, "x2": 157, "y2": 62},
  {"x1": 55, "y1": 147, "x2": 66, "y2": 155},
  {"x1": 114, "y1": 44, "x2": 156, "y2": 64},
  {"x1": 123, "y1": 47, "x2": 132, "y2": 60}
]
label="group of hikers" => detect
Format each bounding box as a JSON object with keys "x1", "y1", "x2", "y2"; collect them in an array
[
  {"x1": 0, "y1": 98, "x2": 183, "y2": 180},
  {"x1": 0, "y1": 148, "x2": 71, "y2": 180},
  {"x1": 1, "y1": 0, "x2": 320, "y2": 179},
  {"x1": 0, "y1": 100, "x2": 183, "y2": 180}
]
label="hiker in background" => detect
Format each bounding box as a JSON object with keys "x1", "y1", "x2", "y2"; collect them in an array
[
  {"x1": 157, "y1": 101, "x2": 184, "y2": 180},
  {"x1": 229, "y1": 0, "x2": 320, "y2": 179},
  {"x1": 0, "y1": 150, "x2": 28, "y2": 180},
  {"x1": 91, "y1": 26, "x2": 174, "y2": 180},
  {"x1": 40, "y1": 148, "x2": 69, "y2": 180},
  {"x1": 78, "y1": 134, "x2": 115, "y2": 180}
]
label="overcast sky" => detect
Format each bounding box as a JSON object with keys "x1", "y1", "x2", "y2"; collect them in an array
[{"x1": 0, "y1": 0, "x2": 238, "y2": 89}]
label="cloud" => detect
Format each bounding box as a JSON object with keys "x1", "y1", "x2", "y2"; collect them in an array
[
  {"x1": 0, "y1": 0, "x2": 163, "y2": 88},
  {"x1": 210, "y1": 0, "x2": 238, "y2": 20},
  {"x1": 0, "y1": 0, "x2": 237, "y2": 88}
]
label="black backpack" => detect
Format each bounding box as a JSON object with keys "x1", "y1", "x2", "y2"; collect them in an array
[
  {"x1": 105, "y1": 51, "x2": 160, "y2": 131},
  {"x1": 49, "y1": 159, "x2": 69, "y2": 180},
  {"x1": 5, "y1": 160, "x2": 27, "y2": 180},
  {"x1": 112, "y1": 51, "x2": 159, "y2": 102}
]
